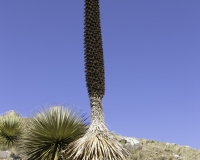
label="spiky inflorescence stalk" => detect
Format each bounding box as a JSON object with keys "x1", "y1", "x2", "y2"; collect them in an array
[
  {"x1": 64, "y1": 0, "x2": 129, "y2": 159},
  {"x1": 84, "y1": 0, "x2": 105, "y2": 98}
]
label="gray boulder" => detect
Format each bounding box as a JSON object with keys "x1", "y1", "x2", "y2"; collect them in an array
[
  {"x1": 111, "y1": 133, "x2": 142, "y2": 151},
  {"x1": 124, "y1": 137, "x2": 142, "y2": 151},
  {"x1": 0, "y1": 151, "x2": 10, "y2": 159}
]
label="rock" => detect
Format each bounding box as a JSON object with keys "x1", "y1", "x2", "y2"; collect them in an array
[
  {"x1": 0, "y1": 150, "x2": 10, "y2": 159},
  {"x1": 173, "y1": 154, "x2": 181, "y2": 159},
  {"x1": 166, "y1": 142, "x2": 170, "y2": 146},
  {"x1": 166, "y1": 142, "x2": 177, "y2": 146},
  {"x1": 173, "y1": 153, "x2": 182, "y2": 159},
  {"x1": 111, "y1": 133, "x2": 142, "y2": 151},
  {"x1": 0, "y1": 151, "x2": 21, "y2": 160},
  {"x1": 124, "y1": 137, "x2": 142, "y2": 151}
]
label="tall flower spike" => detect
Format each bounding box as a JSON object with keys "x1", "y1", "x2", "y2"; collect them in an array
[{"x1": 64, "y1": 1, "x2": 130, "y2": 159}]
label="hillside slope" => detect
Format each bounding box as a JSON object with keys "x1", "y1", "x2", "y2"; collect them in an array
[
  {"x1": 126, "y1": 138, "x2": 200, "y2": 160},
  {"x1": 1, "y1": 111, "x2": 199, "y2": 160}
]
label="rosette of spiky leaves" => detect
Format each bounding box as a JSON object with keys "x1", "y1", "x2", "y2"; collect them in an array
[
  {"x1": 0, "y1": 112, "x2": 23, "y2": 150},
  {"x1": 84, "y1": 0, "x2": 105, "y2": 98},
  {"x1": 65, "y1": 132, "x2": 130, "y2": 160},
  {"x1": 19, "y1": 106, "x2": 88, "y2": 160},
  {"x1": 64, "y1": 97, "x2": 130, "y2": 160}
]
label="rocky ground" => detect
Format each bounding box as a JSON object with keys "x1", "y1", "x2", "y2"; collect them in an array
[
  {"x1": 113, "y1": 133, "x2": 200, "y2": 160},
  {"x1": 1, "y1": 134, "x2": 200, "y2": 160},
  {"x1": 1, "y1": 112, "x2": 199, "y2": 159}
]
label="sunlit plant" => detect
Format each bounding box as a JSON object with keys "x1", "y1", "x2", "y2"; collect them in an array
[
  {"x1": 19, "y1": 105, "x2": 88, "y2": 160},
  {"x1": 0, "y1": 111, "x2": 23, "y2": 150},
  {"x1": 64, "y1": 0, "x2": 129, "y2": 159}
]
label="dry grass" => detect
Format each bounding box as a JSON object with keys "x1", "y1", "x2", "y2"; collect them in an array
[
  {"x1": 124, "y1": 138, "x2": 200, "y2": 160},
  {"x1": 1, "y1": 133, "x2": 200, "y2": 160}
]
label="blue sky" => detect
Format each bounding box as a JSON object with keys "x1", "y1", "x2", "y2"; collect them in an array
[{"x1": 0, "y1": 1, "x2": 200, "y2": 150}]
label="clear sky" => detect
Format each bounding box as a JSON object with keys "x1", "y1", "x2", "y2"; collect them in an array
[{"x1": 0, "y1": 1, "x2": 200, "y2": 150}]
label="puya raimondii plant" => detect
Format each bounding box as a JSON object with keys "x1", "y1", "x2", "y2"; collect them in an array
[{"x1": 64, "y1": 0, "x2": 129, "y2": 160}]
